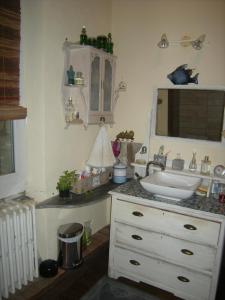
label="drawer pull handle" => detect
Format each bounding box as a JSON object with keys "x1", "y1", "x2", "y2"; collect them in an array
[
  {"x1": 177, "y1": 276, "x2": 190, "y2": 283},
  {"x1": 131, "y1": 234, "x2": 143, "y2": 240},
  {"x1": 129, "y1": 259, "x2": 140, "y2": 266},
  {"x1": 181, "y1": 249, "x2": 194, "y2": 256},
  {"x1": 132, "y1": 211, "x2": 143, "y2": 217},
  {"x1": 184, "y1": 224, "x2": 197, "y2": 231}
]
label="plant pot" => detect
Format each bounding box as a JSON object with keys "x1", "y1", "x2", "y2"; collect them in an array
[{"x1": 59, "y1": 189, "x2": 70, "y2": 198}]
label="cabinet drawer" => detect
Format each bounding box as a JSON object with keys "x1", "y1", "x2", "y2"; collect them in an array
[
  {"x1": 113, "y1": 247, "x2": 211, "y2": 300},
  {"x1": 114, "y1": 199, "x2": 220, "y2": 247},
  {"x1": 115, "y1": 223, "x2": 216, "y2": 273}
]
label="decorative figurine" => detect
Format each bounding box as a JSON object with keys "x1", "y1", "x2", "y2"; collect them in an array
[
  {"x1": 66, "y1": 65, "x2": 75, "y2": 85},
  {"x1": 167, "y1": 64, "x2": 199, "y2": 85}
]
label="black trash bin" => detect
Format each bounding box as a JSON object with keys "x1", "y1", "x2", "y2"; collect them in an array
[{"x1": 58, "y1": 223, "x2": 83, "y2": 269}]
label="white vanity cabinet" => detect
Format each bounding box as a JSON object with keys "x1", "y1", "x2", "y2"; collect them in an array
[
  {"x1": 64, "y1": 44, "x2": 116, "y2": 126},
  {"x1": 108, "y1": 195, "x2": 225, "y2": 300}
]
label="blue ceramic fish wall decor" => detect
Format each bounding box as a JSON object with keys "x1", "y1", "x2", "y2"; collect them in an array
[{"x1": 167, "y1": 64, "x2": 199, "y2": 85}]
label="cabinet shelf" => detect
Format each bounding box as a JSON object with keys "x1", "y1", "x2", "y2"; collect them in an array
[
  {"x1": 63, "y1": 40, "x2": 116, "y2": 127},
  {"x1": 66, "y1": 119, "x2": 83, "y2": 125},
  {"x1": 64, "y1": 84, "x2": 86, "y2": 87}
]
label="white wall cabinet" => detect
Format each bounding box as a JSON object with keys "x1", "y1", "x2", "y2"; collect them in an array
[
  {"x1": 63, "y1": 43, "x2": 116, "y2": 127},
  {"x1": 108, "y1": 195, "x2": 225, "y2": 300}
]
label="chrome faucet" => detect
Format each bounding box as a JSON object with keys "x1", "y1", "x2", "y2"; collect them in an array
[{"x1": 145, "y1": 161, "x2": 165, "y2": 176}]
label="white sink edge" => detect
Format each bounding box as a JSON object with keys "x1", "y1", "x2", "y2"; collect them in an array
[
  {"x1": 154, "y1": 194, "x2": 182, "y2": 202},
  {"x1": 140, "y1": 171, "x2": 202, "y2": 200}
]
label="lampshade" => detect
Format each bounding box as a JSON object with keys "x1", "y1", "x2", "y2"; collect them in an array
[{"x1": 86, "y1": 125, "x2": 116, "y2": 168}]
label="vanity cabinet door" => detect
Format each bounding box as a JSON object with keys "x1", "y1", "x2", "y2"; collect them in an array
[
  {"x1": 115, "y1": 222, "x2": 216, "y2": 272},
  {"x1": 114, "y1": 247, "x2": 211, "y2": 300},
  {"x1": 114, "y1": 198, "x2": 220, "y2": 247}
]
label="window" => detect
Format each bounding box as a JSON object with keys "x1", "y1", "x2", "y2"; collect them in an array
[
  {"x1": 0, "y1": 0, "x2": 27, "y2": 199},
  {"x1": 0, "y1": 119, "x2": 26, "y2": 199},
  {"x1": 0, "y1": 120, "x2": 15, "y2": 175}
]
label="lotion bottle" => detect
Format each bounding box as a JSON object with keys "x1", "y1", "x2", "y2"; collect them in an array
[{"x1": 201, "y1": 156, "x2": 211, "y2": 175}]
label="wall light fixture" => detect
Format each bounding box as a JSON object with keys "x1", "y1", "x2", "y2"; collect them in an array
[
  {"x1": 157, "y1": 34, "x2": 206, "y2": 50},
  {"x1": 157, "y1": 33, "x2": 169, "y2": 49}
]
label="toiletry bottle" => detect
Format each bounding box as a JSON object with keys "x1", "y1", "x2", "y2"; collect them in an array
[
  {"x1": 65, "y1": 97, "x2": 75, "y2": 122},
  {"x1": 172, "y1": 153, "x2": 185, "y2": 171},
  {"x1": 201, "y1": 156, "x2": 211, "y2": 175},
  {"x1": 80, "y1": 26, "x2": 87, "y2": 45},
  {"x1": 189, "y1": 152, "x2": 197, "y2": 172}
]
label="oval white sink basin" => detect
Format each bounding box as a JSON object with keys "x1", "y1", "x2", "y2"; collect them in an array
[{"x1": 140, "y1": 172, "x2": 201, "y2": 201}]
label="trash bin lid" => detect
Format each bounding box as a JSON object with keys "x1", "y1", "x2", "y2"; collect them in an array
[{"x1": 58, "y1": 223, "x2": 83, "y2": 238}]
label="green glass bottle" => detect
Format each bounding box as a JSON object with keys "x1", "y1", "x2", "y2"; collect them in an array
[
  {"x1": 80, "y1": 26, "x2": 88, "y2": 45},
  {"x1": 107, "y1": 33, "x2": 114, "y2": 54}
]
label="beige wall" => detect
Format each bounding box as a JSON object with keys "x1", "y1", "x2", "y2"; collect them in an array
[
  {"x1": 22, "y1": 0, "x2": 225, "y2": 200},
  {"x1": 21, "y1": 0, "x2": 225, "y2": 259},
  {"x1": 36, "y1": 198, "x2": 111, "y2": 260},
  {"x1": 21, "y1": 0, "x2": 113, "y2": 259},
  {"x1": 21, "y1": 0, "x2": 112, "y2": 201},
  {"x1": 109, "y1": 0, "x2": 225, "y2": 166}
]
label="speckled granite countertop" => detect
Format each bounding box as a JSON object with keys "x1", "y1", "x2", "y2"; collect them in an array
[
  {"x1": 36, "y1": 180, "x2": 122, "y2": 209},
  {"x1": 36, "y1": 179, "x2": 225, "y2": 216},
  {"x1": 109, "y1": 179, "x2": 225, "y2": 217}
]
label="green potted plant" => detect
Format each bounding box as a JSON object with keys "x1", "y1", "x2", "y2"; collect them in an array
[{"x1": 56, "y1": 170, "x2": 76, "y2": 198}]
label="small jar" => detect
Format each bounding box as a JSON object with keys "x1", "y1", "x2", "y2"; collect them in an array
[
  {"x1": 172, "y1": 153, "x2": 185, "y2": 171},
  {"x1": 75, "y1": 72, "x2": 84, "y2": 85},
  {"x1": 113, "y1": 162, "x2": 127, "y2": 183}
]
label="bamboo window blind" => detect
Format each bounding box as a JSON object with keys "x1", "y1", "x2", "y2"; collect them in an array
[{"x1": 0, "y1": 0, "x2": 27, "y2": 120}]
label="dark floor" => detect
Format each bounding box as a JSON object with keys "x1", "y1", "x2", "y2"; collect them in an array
[
  {"x1": 30, "y1": 241, "x2": 182, "y2": 300},
  {"x1": 30, "y1": 241, "x2": 110, "y2": 300},
  {"x1": 7, "y1": 226, "x2": 225, "y2": 300}
]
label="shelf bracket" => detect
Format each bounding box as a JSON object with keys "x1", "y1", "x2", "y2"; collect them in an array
[{"x1": 112, "y1": 81, "x2": 127, "y2": 112}]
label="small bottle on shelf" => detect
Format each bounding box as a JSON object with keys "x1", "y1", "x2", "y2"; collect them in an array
[
  {"x1": 80, "y1": 26, "x2": 88, "y2": 45},
  {"x1": 65, "y1": 97, "x2": 75, "y2": 123},
  {"x1": 75, "y1": 71, "x2": 84, "y2": 85},
  {"x1": 201, "y1": 156, "x2": 211, "y2": 175},
  {"x1": 107, "y1": 33, "x2": 113, "y2": 54},
  {"x1": 66, "y1": 65, "x2": 75, "y2": 85},
  {"x1": 189, "y1": 152, "x2": 197, "y2": 172}
]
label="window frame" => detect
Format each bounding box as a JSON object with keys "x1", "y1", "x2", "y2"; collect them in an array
[
  {"x1": 0, "y1": 0, "x2": 27, "y2": 199},
  {"x1": 0, "y1": 119, "x2": 26, "y2": 199}
]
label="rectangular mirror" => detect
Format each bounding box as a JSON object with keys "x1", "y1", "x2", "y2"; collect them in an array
[{"x1": 155, "y1": 88, "x2": 225, "y2": 142}]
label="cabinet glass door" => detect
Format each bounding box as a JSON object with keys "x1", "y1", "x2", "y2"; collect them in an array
[
  {"x1": 103, "y1": 59, "x2": 112, "y2": 112},
  {"x1": 90, "y1": 56, "x2": 100, "y2": 111}
]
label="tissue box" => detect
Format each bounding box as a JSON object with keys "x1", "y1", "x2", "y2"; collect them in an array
[{"x1": 71, "y1": 171, "x2": 110, "y2": 194}]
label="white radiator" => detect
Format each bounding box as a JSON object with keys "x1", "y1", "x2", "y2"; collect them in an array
[{"x1": 0, "y1": 199, "x2": 38, "y2": 299}]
